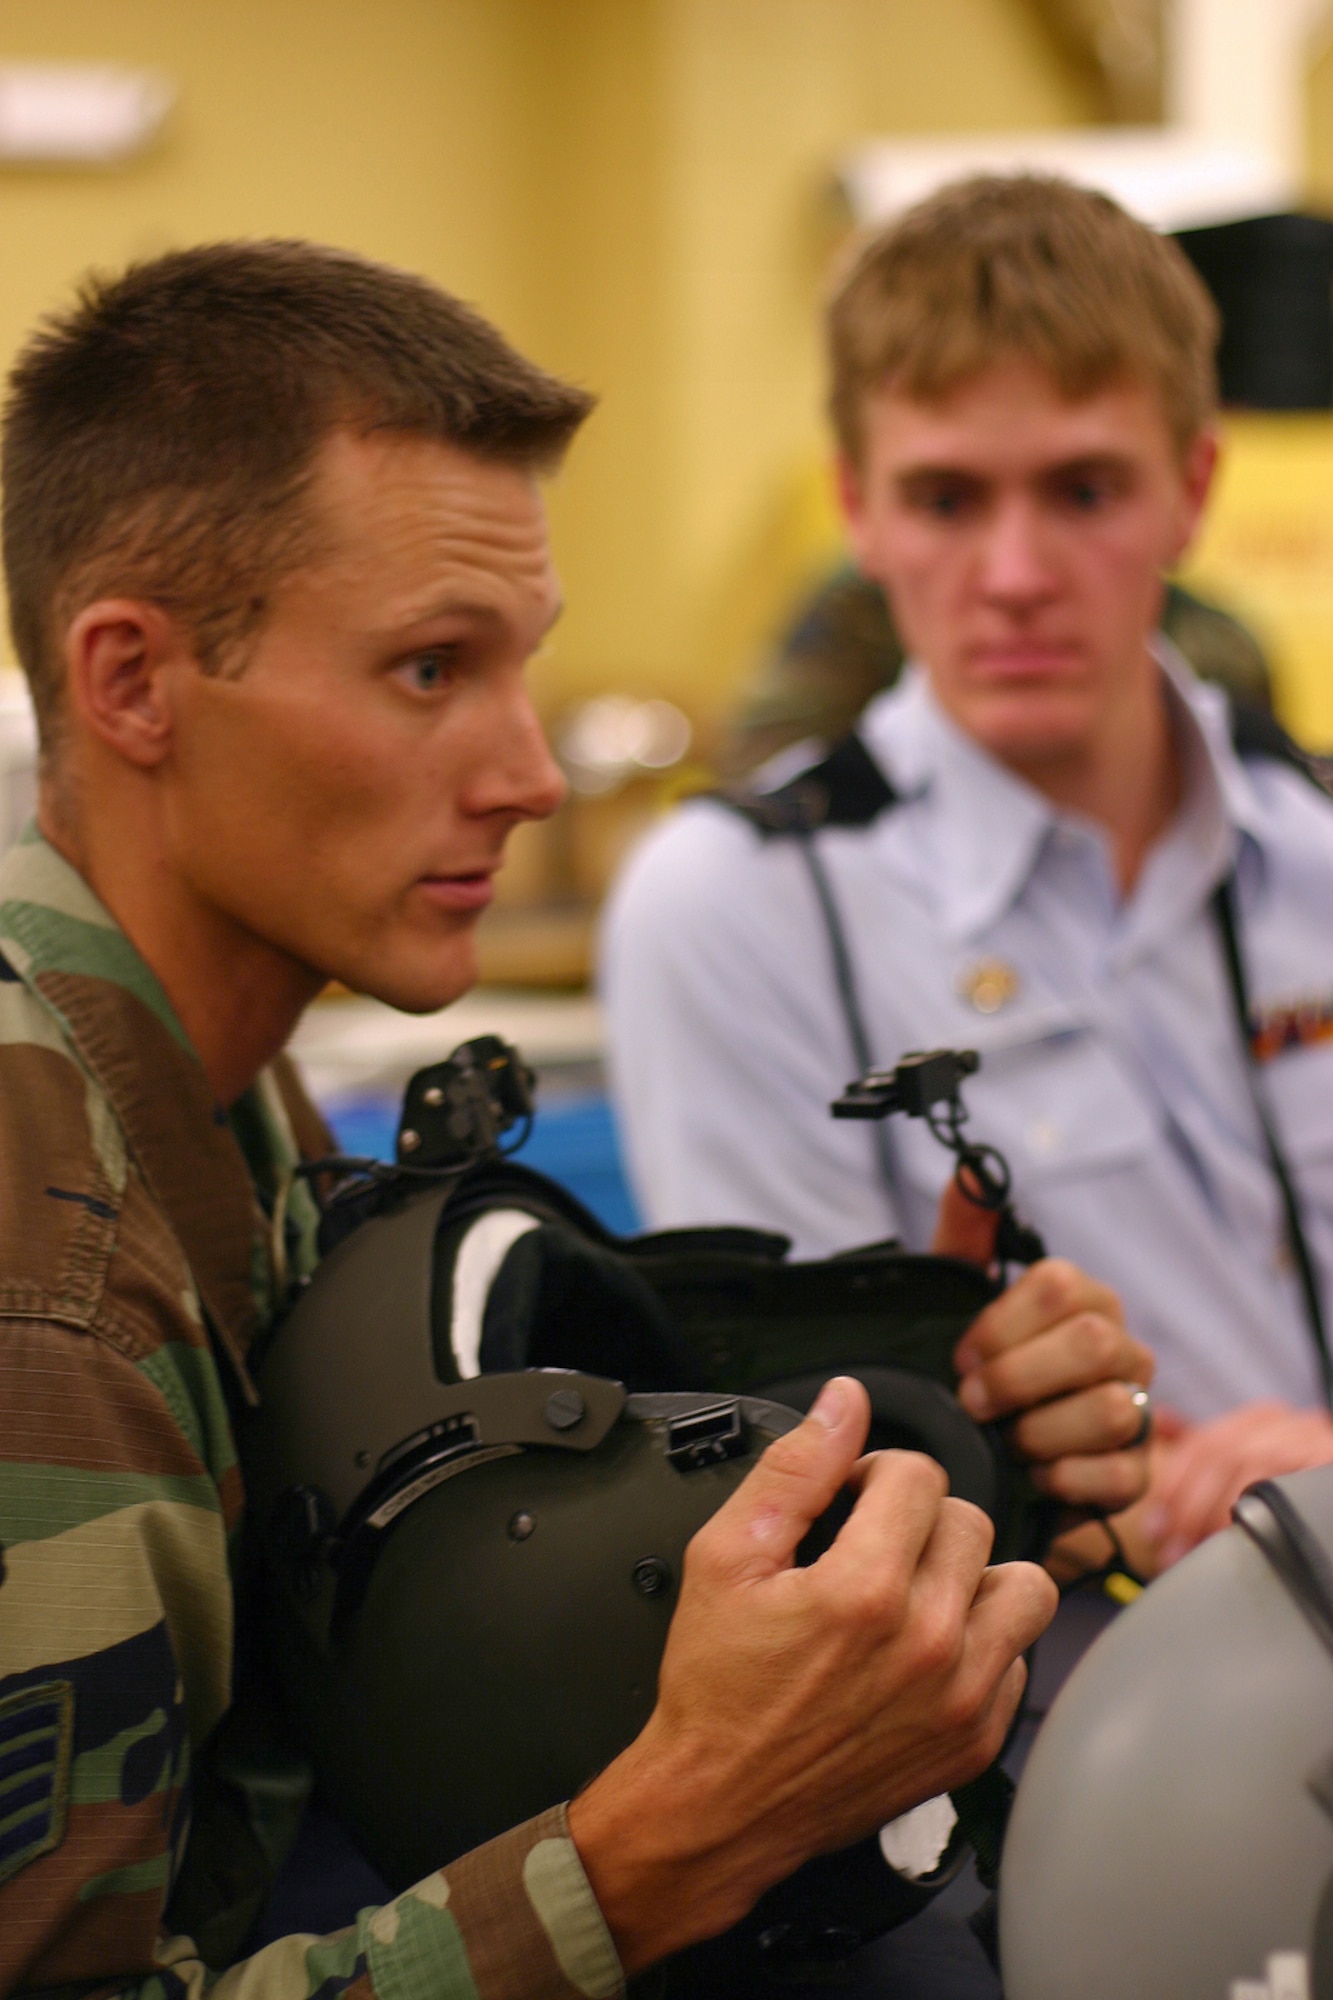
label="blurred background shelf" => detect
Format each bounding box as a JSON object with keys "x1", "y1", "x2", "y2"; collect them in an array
[{"x1": 473, "y1": 902, "x2": 596, "y2": 989}]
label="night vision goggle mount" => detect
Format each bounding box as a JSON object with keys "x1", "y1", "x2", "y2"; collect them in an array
[
  {"x1": 834, "y1": 1048, "x2": 1046, "y2": 1269},
  {"x1": 302, "y1": 1035, "x2": 538, "y2": 1257}
]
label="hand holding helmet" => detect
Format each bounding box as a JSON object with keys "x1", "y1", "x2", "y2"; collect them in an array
[
  {"x1": 568, "y1": 1375, "x2": 1056, "y2": 1976},
  {"x1": 945, "y1": 1230, "x2": 1155, "y2": 1518}
]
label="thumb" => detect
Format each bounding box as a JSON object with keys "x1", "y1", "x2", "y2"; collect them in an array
[
  {"x1": 701, "y1": 1375, "x2": 871, "y2": 1584},
  {"x1": 931, "y1": 1172, "x2": 1000, "y2": 1266}
]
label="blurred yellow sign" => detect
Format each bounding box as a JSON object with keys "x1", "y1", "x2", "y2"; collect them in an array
[{"x1": 1181, "y1": 413, "x2": 1333, "y2": 749}]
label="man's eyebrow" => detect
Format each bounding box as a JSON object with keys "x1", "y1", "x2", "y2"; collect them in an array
[
  {"x1": 381, "y1": 592, "x2": 565, "y2": 640},
  {"x1": 1042, "y1": 451, "x2": 1134, "y2": 476},
  {"x1": 894, "y1": 462, "x2": 987, "y2": 487},
  {"x1": 397, "y1": 596, "x2": 504, "y2": 629},
  {"x1": 893, "y1": 451, "x2": 1135, "y2": 485}
]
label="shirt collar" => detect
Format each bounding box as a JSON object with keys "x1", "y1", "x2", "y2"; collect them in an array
[
  {"x1": 0, "y1": 826, "x2": 271, "y2": 1397},
  {"x1": 859, "y1": 666, "x2": 1055, "y2": 939},
  {"x1": 858, "y1": 641, "x2": 1269, "y2": 943}
]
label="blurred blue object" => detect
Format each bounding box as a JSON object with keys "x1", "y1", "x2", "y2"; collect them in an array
[{"x1": 324, "y1": 1088, "x2": 642, "y2": 1237}]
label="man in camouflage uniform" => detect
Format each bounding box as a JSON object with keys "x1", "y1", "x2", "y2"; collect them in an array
[
  {"x1": 0, "y1": 831, "x2": 632, "y2": 1997},
  {"x1": 0, "y1": 241, "x2": 1151, "y2": 2000}
]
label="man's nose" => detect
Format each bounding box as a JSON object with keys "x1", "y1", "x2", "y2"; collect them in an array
[
  {"x1": 464, "y1": 681, "x2": 568, "y2": 823},
  {"x1": 977, "y1": 499, "x2": 1058, "y2": 609}
]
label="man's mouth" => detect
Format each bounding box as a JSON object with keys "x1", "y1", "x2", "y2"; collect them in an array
[
  {"x1": 965, "y1": 641, "x2": 1083, "y2": 679},
  {"x1": 416, "y1": 871, "x2": 496, "y2": 913}
]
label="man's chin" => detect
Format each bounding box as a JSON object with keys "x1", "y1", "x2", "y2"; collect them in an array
[
  {"x1": 339, "y1": 941, "x2": 480, "y2": 1016},
  {"x1": 960, "y1": 691, "x2": 1099, "y2": 772}
]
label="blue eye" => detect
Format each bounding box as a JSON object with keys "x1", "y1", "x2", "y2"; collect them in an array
[{"x1": 399, "y1": 648, "x2": 458, "y2": 692}]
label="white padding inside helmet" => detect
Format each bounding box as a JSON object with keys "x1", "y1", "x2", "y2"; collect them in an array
[
  {"x1": 450, "y1": 1208, "x2": 542, "y2": 1378},
  {"x1": 878, "y1": 1794, "x2": 958, "y2": 1881}
]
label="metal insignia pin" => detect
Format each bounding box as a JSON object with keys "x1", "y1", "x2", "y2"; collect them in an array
[{"x1": 957, "y1": 958, "x2": 1021, "y2": 1015}]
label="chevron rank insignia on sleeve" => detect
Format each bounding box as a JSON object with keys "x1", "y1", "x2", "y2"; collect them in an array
[{"x1": 0, "y1": 1681, "x2": 74, "y2": 1885}]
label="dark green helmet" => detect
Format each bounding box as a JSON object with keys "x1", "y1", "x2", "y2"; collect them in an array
[{"x1": 244, "y1": 1184, "x2": 972, "y2": 1981}]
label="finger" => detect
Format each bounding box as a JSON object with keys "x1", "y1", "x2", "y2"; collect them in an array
[
  {"x1": 1158, "y1": 1411, "x2": 1333, "y2": 1557},
  {"x1": 1148, "y1": 1404, "x2": 1287, "y2": 1520},
  {"x1": 958, "y1": 1316, "x2": 1151, "y2": 1424},
  {"x1": 1157, "y1": 1450, "x2": 1253, "y2": 1561},
  {"x1": 903, "y1": 1562, "x2": 1053, "y2": 1796},
  {"x1": 954, "y1": 1259, "x2": 1125, "y2": 1372},
  {"x1": 1147, "y1": 1413, "x2": 1291, "y2": 1557},
  {"x1": 691, "y1": 1376, "x2": 871, "y2": 1585},
  {"x1": 982, "y1": 1655, "x2": 1033, "y2": 1755},
  {"x1": 931, "y1": 1174, "x2": 1001, "y2": 1266},
  {"x1": 1008, "y1": 1379, "x2": 1154, "y2": 1465},
  {"x1": 813, "y1": 1496, "x2": 1012, "y2": 1699},
  {"x1": 1028, "y1": 1448, "x2": 1150, "y2": 1513},
  {"x1": 957, "y1": 1561, "x2": 1058, "y2": 1684},
  {"x1": 812, "y1": 1450, "x2": 963, "y2": 1610}
]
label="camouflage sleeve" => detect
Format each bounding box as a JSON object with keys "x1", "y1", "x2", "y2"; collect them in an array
[
  {"x1": 0, "y1": 1321, "x2": 624, "y2": 2000},
  {"x1": 0, "y1": 1308, "x2": 227, "y2": 1997},
  {"x1": 160, "y1": 1807, "x2": 624, "y2": 2000}
]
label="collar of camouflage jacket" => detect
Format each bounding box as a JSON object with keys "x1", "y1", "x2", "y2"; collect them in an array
[{"x1": 0, "y1": 826, "x2": 274, "y2": 1401}]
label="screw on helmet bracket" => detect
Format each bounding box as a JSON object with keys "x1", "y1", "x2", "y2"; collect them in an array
[{"x1": 395, "y1": 1036, "x2": 535, "y2": 1169}]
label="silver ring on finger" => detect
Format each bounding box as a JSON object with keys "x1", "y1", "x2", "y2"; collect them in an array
[{"x1": 1126, "y1": 1385, "x2": 1152, "y2": 1449}]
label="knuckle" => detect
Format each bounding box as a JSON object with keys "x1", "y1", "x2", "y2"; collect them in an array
[
  {"x1": 1048, "y1": 1450, "x2": 1137, "y2": 1509},
  {"x1": 936, "y1": 1670, "x2": 987, "y2": 1738},
  {"x1": 942, "y1": 1494, "x2": 996, "y2": 1559},
  {"x1": 1036, "y1": 1258, "x2": 1082, "y2": 1318},
  {"x1": 890, "y1": 1447, "x2": 950, "y2": 1497},
  {"x1": 910, "y1": 1602, "x2": 965, "y2": 1682},
  {"x1": 679, "y1": 1522, "x2": 722, "y2": 1583},
  {"x1": 1075, "y1": 1311, "x2": 1121, "y2": 1374},
  {"x1": 1129, "y1": 1338, "x2": 1156, "y2": 1386},
  {"x1": 1105, "y1": 1457, "x2": 1147, "y2": 1508},
  {"x1": 1119, "y1": 1384, "x2": 1152, "y2": 1447},
  {"x1": 758, "y1": 1428, "x2": 816, "y2": 1485},
  {"x1": 1105, "y1": 1380, "x2": 1143, "y2": 1444},
  {"x1": 835, "y1": 1566, "x2": 909, "y2": 1637}
]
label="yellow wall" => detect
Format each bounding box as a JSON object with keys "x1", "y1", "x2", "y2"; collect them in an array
[
  {"x1": 0, "y1": 0, "x2": 1093, "y2": 732},
  {"x1": 514, "y1": 0, "x2": 1097, "y2": 719},
  {"x1": 1180, "y1": 414, "x2": 1333, "y2": 748}
]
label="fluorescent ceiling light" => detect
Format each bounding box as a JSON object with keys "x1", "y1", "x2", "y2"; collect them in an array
[
  {"x1": 0, "y1": 62, "x2": 172, "y2": 164},
  {"x1": 839, "y1": 130, "x2": 1295, "y2": 235}
]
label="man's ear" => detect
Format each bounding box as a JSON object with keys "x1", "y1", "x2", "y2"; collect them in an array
[
  {"x1": 63, "y1": 599, "x2": 189, "y2": 769},
  {"x1": 1168, "y1": 426, "x2": 1220, "y2": 565},
  {"x1": 835, "y1": 451, "x2": 874, "y2": 569}
]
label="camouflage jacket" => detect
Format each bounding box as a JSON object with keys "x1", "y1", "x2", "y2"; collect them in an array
[{"x1": 0, "y1": 830, "x2": 623, "y2": 2000}]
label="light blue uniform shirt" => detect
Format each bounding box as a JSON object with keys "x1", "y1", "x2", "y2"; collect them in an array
[{"x1": 601, "y1": 651, "x2": 1333, "y2": 1419}]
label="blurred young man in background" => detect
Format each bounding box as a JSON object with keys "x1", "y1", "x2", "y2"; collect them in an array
[{"x1": 604, "y1": 174, "x2": 1333, "y2": 1573}]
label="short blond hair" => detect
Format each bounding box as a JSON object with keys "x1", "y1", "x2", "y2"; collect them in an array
[
  {"x1": 4, "y1": 241, "x2": 594, "y2": 756},
  {"x1": 827, "y1": 174, "x2": 1219, "y2": 461}
]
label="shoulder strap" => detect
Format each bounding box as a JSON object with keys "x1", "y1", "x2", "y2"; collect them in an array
[
  {"x1": 719, "y1": 733, "x2": 898, "y2": 1205},
  {"x1": 1220, "y1": 702, "x2": 1333, "y2": 1400},
  {"x1": 1212, "y1": 873, "x2": 1333, "y2": 1406},
  {"x1": 1229, "y1": 700, "x2": 1332, "y2": 796},
  {"x1": 723, "y1": 730, "x2": 899, "y2": 835}
]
